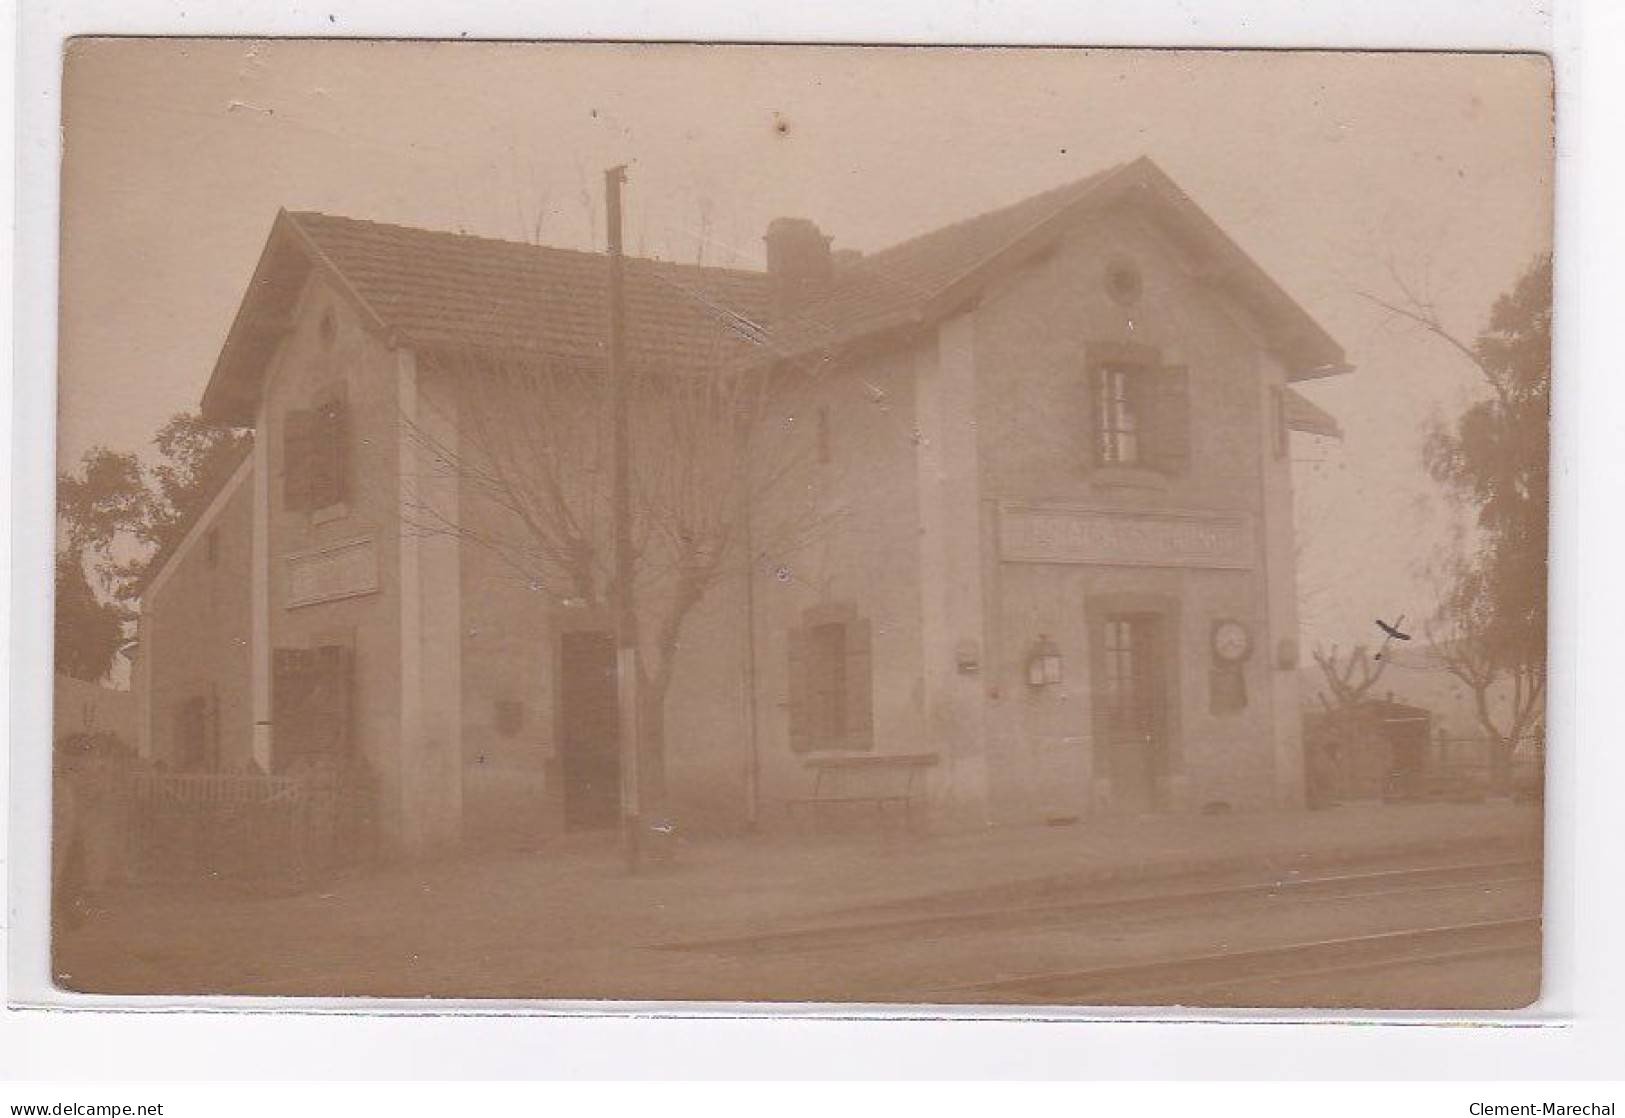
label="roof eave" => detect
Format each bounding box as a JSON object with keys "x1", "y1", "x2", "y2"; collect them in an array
[
  {"x1": 135, "y1": 443, "x2": 255, "y2": 603},
  {"x1": 1291, "y1": 359, "x2": 1356, "y2": 382}
]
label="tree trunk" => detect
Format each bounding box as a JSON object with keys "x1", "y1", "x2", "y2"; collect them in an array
[
  {"x1": 636, "y1": 574, "x2": 707, "y2": 824},
  {"x1": 636, "y1": 674, "x2": 671, "y2": 818},
  {"x1": 1488, "y1": 734, "x2": 1514, "y2": 797}
]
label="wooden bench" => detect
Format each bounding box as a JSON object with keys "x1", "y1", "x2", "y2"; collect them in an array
[{"x1": 785, "y1": 752, "x2": 939, "y2": 830}]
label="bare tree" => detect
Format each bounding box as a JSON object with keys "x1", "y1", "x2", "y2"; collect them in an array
[
  {"x1": 1310, "y1": 642, "x2": 1388, "y2": 714},
  {"x1": 401, "y1": 332, "x2": 837, "y2": 810}
]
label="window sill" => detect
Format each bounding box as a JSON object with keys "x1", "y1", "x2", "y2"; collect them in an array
[
  {"x1": 311, "y1": 502, "x2": 350, "y2": 526},
  {"x1": 1090, "y1": 465, "x2": 1169, "y2": 491}
]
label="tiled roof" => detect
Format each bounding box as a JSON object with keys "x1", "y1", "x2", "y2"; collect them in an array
[
  {"x1": 204, "y1": 156, "x2": 1347, "y2": 424},
  {"x1": 286, "y1": 168, "x2": 1124, "y2": 375},
  {"x1": 287, "y1": 211, "x2": 773, "y2": 373}
]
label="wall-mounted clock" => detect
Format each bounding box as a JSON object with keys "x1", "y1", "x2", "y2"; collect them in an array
[{"x1": 1212, "y1": 619, "x2": 1253, "y2": 664}]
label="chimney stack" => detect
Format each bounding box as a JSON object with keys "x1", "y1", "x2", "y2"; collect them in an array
[{"x1": 764, "y1": 217, "x2": 833, "y2": 316}]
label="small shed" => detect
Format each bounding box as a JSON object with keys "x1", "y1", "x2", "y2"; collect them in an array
[{"x1": 1304, "y1": 698, "x2": 1434, "y2": 806}]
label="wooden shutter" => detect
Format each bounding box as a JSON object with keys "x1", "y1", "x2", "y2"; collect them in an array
[
  {"x1": 843, "y1": 618, "x2": 875, "y2": 752},
  {"x1": 1148, "y1": 365, "x2": 1191, "y2": 476},
  {"x1": 284, "y1": 408, "x2": 315, "y2": 511},
  {"x1": 307, "y1": 391, "x2": 349, "y2": 509},
  {"x1": 1270, "y1": 384, "x2": 1289, "y2": 460},
  {"x1": 1084, "y1": 364, "x2": 1104, "y2": 468},
  {"x1": 786, "y1": 627, "x2": 811, "y2": 754},
  {"x1": 271, "y1": 647, "x2": 314, "y2": 772}
]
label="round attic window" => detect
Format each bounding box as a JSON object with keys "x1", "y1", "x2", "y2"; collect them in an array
[
  {"x1": 318, "y1": 308, "x2": 338, "y2": 349},
  {"x1": 1105, "y1": 257, "x2": 1143, "y2": 306}
]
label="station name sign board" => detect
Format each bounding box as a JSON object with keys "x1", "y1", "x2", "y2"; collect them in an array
[
  {"x1": 998, "y1": 502, "x2": 1254, "y2": 569},
  {"x1": 286, "y1": 535, "x2": 380, "y2": 608}
]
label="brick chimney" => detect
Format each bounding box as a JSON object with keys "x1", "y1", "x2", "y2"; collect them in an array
[{"x1": 764, "y1": 217, "x2": 833, "y2": 316}]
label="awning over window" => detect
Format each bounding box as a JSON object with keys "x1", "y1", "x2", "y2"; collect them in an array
[{"x1": 1282, "y1": 385, "x2": 1343, "y2": 440}]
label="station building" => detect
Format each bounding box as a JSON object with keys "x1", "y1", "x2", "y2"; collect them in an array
[{"x1": 132, "y1": 156, "x2": 1346, "y2": 855}]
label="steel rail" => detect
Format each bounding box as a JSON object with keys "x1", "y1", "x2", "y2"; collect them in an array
[
  {"x1": 909, "y1": 916, "x2": 1541, "y2": 1005},
  {"x1": 648, "y1": 859, "x2": 1540, "y2": 957}
]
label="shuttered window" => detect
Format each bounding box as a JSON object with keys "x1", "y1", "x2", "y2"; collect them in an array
[
  {"x1": 310, "y1": 392, "x2": 349, "y2": 509},
  {"x1": 283, "y1": 389, "x2": 350, "y2": 512},
  {"x1": 1095, "y1": 366, "x2": 1143, "y2": 465},
  {"x1": 787, "y1": 615, "x2": 874, "y2": 753},
  {"x1": 1089, "y1": 363, "x2": 1191, "y2": 475},
  {"x1": 272, "y1": 644, "x2": 355, "y2": 772}
]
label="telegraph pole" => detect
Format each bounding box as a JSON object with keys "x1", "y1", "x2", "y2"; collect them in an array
[{"x1": 605, "y1": 164, "x2": 642, "y2": 873}]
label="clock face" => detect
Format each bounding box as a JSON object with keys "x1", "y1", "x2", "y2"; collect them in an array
[{"x1": 1213, "y1": 620, "x2": 1252, "y2": 663}]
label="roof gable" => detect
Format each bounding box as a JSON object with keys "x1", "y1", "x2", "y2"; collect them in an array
[
  {"x1": 760, "y1": 157, "x2": 1350, "y2": 380},
  {"x1": 135, "y1": 437, "x2": 255, "y2": 602}
]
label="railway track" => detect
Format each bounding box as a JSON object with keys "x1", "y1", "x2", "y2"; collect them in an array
[
  {"x1": 909, "y1": 916, "x2": 1541, "y2": 1006},
  {"x1": 649, "y1": 859, "x2": 1541, "y2": 958}
]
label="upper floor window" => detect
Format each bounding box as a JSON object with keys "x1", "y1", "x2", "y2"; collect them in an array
[
  {"x1": 284, "y1": 387, "x2": 349, "y2": 512},
  {"x1": 1090, "y1": 361, "x2": 1191, "y2": 476},
  {"x1": 1097, "y1": 365, "x2": 1142, "y2": 466}
]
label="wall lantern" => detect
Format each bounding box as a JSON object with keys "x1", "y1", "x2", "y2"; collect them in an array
[{"x1": 1026, "y1": 634, "x2": 1063, "y2": 688}]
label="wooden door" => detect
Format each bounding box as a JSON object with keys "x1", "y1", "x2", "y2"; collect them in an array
[
  {"x1": 558, "y1": 630, "x2": 621, "y2": 831},
  {"x1": 1101, "y1": 615, "x2": 1166, "y2": 812}
]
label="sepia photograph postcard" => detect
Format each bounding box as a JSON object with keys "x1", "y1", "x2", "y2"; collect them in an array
[{"x1": 38, "y1": 40, "x2": 1553, "y2": 1011}]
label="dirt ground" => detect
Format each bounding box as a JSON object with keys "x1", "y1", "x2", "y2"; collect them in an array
[{"x1": 47, "y1": 800, "x2": 1542, "y2": 1001}]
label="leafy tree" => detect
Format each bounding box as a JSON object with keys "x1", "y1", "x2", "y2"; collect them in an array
[
  {"x1": 56, "y1": 413, "x2": 250, "y2": 605},
  {"x1": 53, "y1": 551, "x2": 126, "y2": 683},
  {"x1": 55, "y1": 413, "x2": 250, "y2": 683},
  {"x1": 142, "y1": 412, "x2": 254, "y2": 564},
  {"x1": 1367, "y1": 254, "x2": 1550, "y2": 790},
  {"x1": 56, "y1": 447, "x2": 149, "y2": 600},
  {"x1": 1421, "y1": 255, "x2": 1551, "y2": 676}
]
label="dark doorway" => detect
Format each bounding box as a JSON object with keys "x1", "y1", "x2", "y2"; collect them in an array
[
  {"x1": 1386, "y1": 711, "x2": 1431, "y2": 799},
  {"x1": 1100, "y1": 614, "x2": 1167, "y2": 812},
  {"x1": 271, "y1": 645, "x2": 354, "y2": 773},
  {"x1": 558, "y1": 630, "x2": 622, "y2": 830}
]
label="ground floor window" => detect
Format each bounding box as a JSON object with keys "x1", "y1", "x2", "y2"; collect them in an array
[
  {"x1": 1102, "y1": 615, "x2": 1160, "y2": 740},
  {"x1": 787, "y1": 610, "x2": 874, "y2": 753},
  {"x1": 272, "y1": 644, "x2": 355, "y2": 772}
]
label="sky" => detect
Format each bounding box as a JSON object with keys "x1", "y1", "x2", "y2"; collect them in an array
[{"x1": 56, "y1": 41, "x2": 1554, "y2": 648}]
